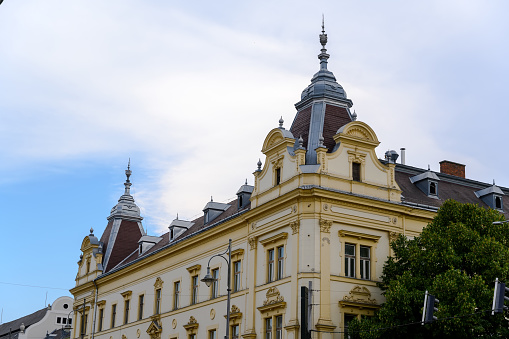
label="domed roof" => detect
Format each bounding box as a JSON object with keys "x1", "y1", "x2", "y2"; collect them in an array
[{"x1": 298, "y1": 20, "x2": 351, "y2": 106}]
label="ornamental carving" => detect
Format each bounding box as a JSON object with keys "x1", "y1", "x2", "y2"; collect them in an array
[
  {"x1": 343, "y1": 286, "x2": 377, "y2": 305},
  {"x1": 231, "y1": 305, "x2": 241, "y2": 314},
  {"x1": 346, "y1": 127, "x2": 370, "y2": 140},
  {"x1": 248, "y1": 236, "x2": 257, "y2": 250},
  {"x1": 183, "y1": 316, "x2": 199, "y2": 334},
  {"x1": 271, "y1": 155, "x2": 284, "y2": 169},
  {"x1": 187, "y1": 316, "x2": 197, "y2": 325},
  {"x1": 347, "y1": 151, "x2": 367, "y2": 165},
  {"x1": 263, "y1": 287, "x2": 285, "y2": 306},
  {"x1": 389, "y1": 231, "x2": 400, "y2": 243},
  {"x1": 146, "y1": 319, "x2": 162, "y2": 339},
  {"x1": 290, "y1": 220, "x2": 300, "y2": 234},
  {"x1": 319, "y1": 219, "x2": 332, "y2": 233},
  {"x1": 154, "y1": 277, "x2": 164, "y2": 289}
]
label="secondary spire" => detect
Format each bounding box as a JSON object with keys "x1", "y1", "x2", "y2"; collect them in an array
[{"x1": 124, "y1": 159, "x2": 132, "y2": 195}]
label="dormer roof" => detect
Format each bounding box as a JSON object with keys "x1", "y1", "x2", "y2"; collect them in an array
[
  {"x1": 409, "y1": 170, "x2": 440, "y2": 184},
  {"x1": 475, "y1": 184, "x2": 504, "y2": 198}
]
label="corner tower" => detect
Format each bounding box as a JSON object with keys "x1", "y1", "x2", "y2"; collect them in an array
[
  {"x1": 290, "y1": 20, "x2": 354, "y2": 164},
  {"x1": 99, "y1": 162, "x2": 145, "y2": 272}
]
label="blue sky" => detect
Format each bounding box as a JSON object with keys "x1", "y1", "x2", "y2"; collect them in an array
[{"x1": 1, "y1": 0, "x2": 509, "y2": 323}]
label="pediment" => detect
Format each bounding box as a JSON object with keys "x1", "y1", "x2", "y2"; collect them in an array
[
  {"x1": 262, "y1": 128, "x2": 295, "y2": 154},
  {"x1": 335, "y1": 121, "x2": 380, "y2": 147}
]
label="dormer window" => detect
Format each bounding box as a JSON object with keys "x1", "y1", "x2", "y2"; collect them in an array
[
  {"x1": 429, "y1": 182, "x2": 437, "y2": 195},
  {"x1": 352, "y1": 163, "x2": 361, "y2": 182},
  {"x1": 496, "y1": 196, "x2": 502, "y2": 209},
  {"x1": 475, "y1": 184, "x2": 504, "y2": 211},
  {"x1": 275, "y1": 168, "x2": 281, "y2": 185},
  {"x1": 409, "y1": 170, "x2": 440, "y2": 198}
]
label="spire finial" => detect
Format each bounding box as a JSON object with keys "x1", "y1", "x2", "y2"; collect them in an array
[
  {"x1": 318, "y1": 16, "x2": 329, "y2": 71},
  {"x1": 279, "y1": 116, "x2": 284, "y2": 128},
  {"x1": 352, "y1": 110, "x2": 357, "y2": 121},
  {"x1": 493, "y1": 179, "x2": 496, "y2": 186},
  {"x1": 428, "y1": 165, "x2": 431, "y2": 171},
  {"x1": 319, "y1": 133, "x2": 324, "y2": 147},
  {"x1": 298, "y1": 135, "x2": 304, "y2": 148},
  {"x1": 245, "y1": 178, "x2": 248, "y2": 185},
  {"x1": 124, "y1": 160, "x2": 133, "y2": 195},
  {"x1": 257, "y1": 158, "x2": 262, "y2": 171},
  {"x1": 211, "y1": 196, "x2": 213, "y2": 202},
  {"x1": 177, "y1": 213, "x2": 179, "y2": 219},
  {"x1": 89, "y1": 228, "x2": 94, "y2": 235}
]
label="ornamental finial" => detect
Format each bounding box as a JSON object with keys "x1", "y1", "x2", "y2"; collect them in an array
[
  {"x1": 124, "y1": 160, "x2": 132, "y2": 195},
  {"x1": 318, "y1": 15, "x2": 329, "y2": 71}
]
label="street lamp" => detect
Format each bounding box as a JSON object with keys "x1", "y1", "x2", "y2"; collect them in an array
[{"x1": 201, "y1": 239, "x2": 232, "y2": 339}]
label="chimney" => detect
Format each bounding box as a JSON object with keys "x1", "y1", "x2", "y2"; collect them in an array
[
  {"x1": 439, "y1": 160, "x2": 465, "y2": 178},
  {"x1": 400, "y1": 148, "x2": 406, "y2": 165}
]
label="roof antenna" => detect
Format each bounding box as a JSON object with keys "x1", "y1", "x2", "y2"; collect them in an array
[{"x1": 176, "y1": 213, "x2": 179, "y2": 220}]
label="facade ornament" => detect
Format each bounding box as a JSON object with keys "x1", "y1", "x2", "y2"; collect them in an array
[
  {"x1": 248, "y1": 236, "x2": 257, "y2": 250},
  {"x1": 154, "y1": 277, "x2": 164, "y2": 289},
  {"x1": 263, "y1": 287, "x2": 285, "y2": 306},
  {"x1": 290, "y1": 220, "x2": 300, "y2": 234},
  {"x1": 146, "y1": 317, "x2": 162, "y2": 339},
  {"x1": 256, "y1": 159, "x2": 262, "y2": 172},
  {"x1": 231, "y1": 305, "x2": 241, "y2": 314},
  {"x1": 389, "y1": 231, "x2": 400, "y2": 243},
  {"x1": 279, "y1": 116, "x2": 284, "y2": 129},
  {"x1": 352, "y1": 110, "x2": 357, "y2": 121},
  {"x1": 342, "y1": 286, "x2": 377, "y2": 305},
  {"x1": 319, "y1": 219, "x2": 332, "y2": 233}
]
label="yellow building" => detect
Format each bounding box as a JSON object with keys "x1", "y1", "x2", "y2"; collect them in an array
[{"x1": 70, "y1": 26, "x2": 507, "y2": 339}]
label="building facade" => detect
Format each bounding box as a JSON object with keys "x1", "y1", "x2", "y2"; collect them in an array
[{"x1": 70, "y1": 27, "x2": 508, "y2": 339}]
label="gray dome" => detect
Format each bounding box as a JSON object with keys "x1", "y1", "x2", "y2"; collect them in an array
[{"x1": 301, "y1": 69, "x2": 347, "y2": 101}]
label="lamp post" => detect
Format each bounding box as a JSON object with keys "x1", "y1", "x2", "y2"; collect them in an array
[{"x1": 201, "y1": 239, "x2": 232, "y2": 339}]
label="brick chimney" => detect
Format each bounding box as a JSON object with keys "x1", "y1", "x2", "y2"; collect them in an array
[{"x1": 439, "y1": 160, "x2": 465, "y2": 178}]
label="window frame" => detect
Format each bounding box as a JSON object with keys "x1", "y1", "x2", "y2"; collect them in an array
[
  {"x1": 260, "y1": 232, "x2": 288, "y2": 284},
  {"x1": 154, "y1": 288, "x2": 161, "y2": 315},
  {"x1": 138, "y1": 294, "x2": 144, "y2": 321},
  {"x1": 339, "y1": 230, "x2": 380, "y2": 281},
  {"x1": 173, "y1": 280, "x2": 181, "y2": 309},
  {"x1": 111, "y1": 304, "x2": 117, "y2": 329},
  {"x1": 191, "y1": 275, "x2": 199, "y2": 305},
  {"x1": 211, "y1": 268, "x2": 219, "y2": 298}
]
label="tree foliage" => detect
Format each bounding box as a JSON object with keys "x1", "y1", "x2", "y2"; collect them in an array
[{"x1": 349, "y1": 200, "x2": 509, "y2": 338}]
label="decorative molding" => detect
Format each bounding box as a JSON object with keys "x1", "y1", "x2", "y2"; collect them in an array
[
  {"x1": 146, "y1": 318, "x2": 162, "y2": 339},
  {"x1": 248, "y1": 236, "x2": 257, "y2": 250},
  {"x1": 122, "y1": 335, "x2": 127, "y2": 339},
  {"x1": 171, "y1": 319, "x2": 177, "y2": 329},
  {"x1": 319, "y1": 219, "x2": 332, "y2": 233},
  {"x1": 389, "y1": 231, "x2": 400, "y2": 243},
  {"x1": 290, "y1": 220, "x2": 300, "y2": 235},
  {"x1": 186, "y1": 264, "x2": 202, "y2": 276},
  {"x1": 183, "y1": 316, "x2": 199, "y2": 334},
  {"x1": 347, "y1": 150, "x2": 367, "y2": 165},
  {"x1": 210, "y1": 309, "x2": 216, "y2": 320},
  {"x1": 271, "y1": 155, "x2": 284, "y2": 169},
  {"x1": 136, "y1": 329, "x2": 140, "y2": 338},
  {"x1": 96, "y1": 300, "x2": 106, "y2": 308},
  {"x1": 260, "y1": 232, "x2": 288, "y2": 247},
  {"x1": 225, "y1": 305, "x2": 243, "y2": 324},
  {"x1": 121, "y1": 291, "x2": 132, "y2": 300},
  {"x1": 154, "y1": 277, "x2": 164, "y2": 289},
  {"x1": 342, "y1": 286, "x2": 377, "y2": 305},
  {"x1": 338, "y1": 230, "x2": 381, "y2": 242},
  {"x1": 231, "y1": 249, "x2": 245, "y2": 262},
  {"x1": 258, "y1": 286, "x2": 286, "y2": 313}
]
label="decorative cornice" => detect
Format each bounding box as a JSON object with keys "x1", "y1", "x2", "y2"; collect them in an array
[
  {"x1": 121, "y1": 291, "x2": 132, "y2": 299},
  {"x1": 186, "y1": 264, "x2": 202, "y2": 276},
  {"x1": 183, "y1": 316, "x2": 199, "y2": 333},
  {"x1": 260, "y1": 232, "x2": 288, "y2": 247},
  {"x1": 338, "y1": 230, "x2": 381, "y2": 242},
  {"x1": 258, "y1": 287, "x2": 286, "y2": 313},
  {"x1": 341, "y1": 285, "x2": 378, "y2": 305}
]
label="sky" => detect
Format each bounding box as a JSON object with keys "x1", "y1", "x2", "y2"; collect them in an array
[{"x1": 1, "y1": 0, "x2": 509, "y2": 324}]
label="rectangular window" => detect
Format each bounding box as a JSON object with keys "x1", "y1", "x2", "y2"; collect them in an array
[
  {"x1": 276, "y1": 315, "x2": 283, "y2": 339},
  {"x1": 111, "y1": 305, "x2": 116, "y2": 328},
  {"x1": 189, "y1": 335, "x2": 196, "y2": 339},
  {"x1": 57, "y1": 317, "x2": 61, "y2": 324},
  {"x1": 352, "y1": 162, "x2": 361, "y2": 182},
  {"x1": 192, "y1": 275, "x2": 199, "y2": 304},
  {"x1": 174, "y1": 281, "x2": 180, "y2": 309},
  {"x1": 138, "y1": 295, "x2": 144, "y2": 320},
  {"x1": 344, "y1": 314, "x2": 357, "y2": 339},
  {"x1": 124, "y1": 299, "x2": 130, "y2": 324},
  {"x1": 268, "y1": 249, "x2": 275, "y2": 282},
  {"x1": 155, "y1": 289, "x2": 161, "y2": 314},
  {"x1": 231, "y1": 324, "x2": 239, "y2": 339},
  {"x1": 98, "y1": 309, "x2": 104, "y2": 332},
  {"x1": 80, "y1": 313, "x2": 88, "y2": 335},
  {"x1": 360, "y1": 246, "x2": 371, "y2": 280},
  {"x1": 209, "y1": 329, "x2": 217, "y2": 339},
  {"x1": 277, "y1": 246, "x2": 284, "y2": 280},
  {"x1": 211, "y1": 269, "x2": 219, "y2": 298},
  {"x1": 345, "y1": 243, "x2": 355, "y2": 278},
  {"x1": 265, "y1": 318, "x2": 272, "y2": 339},
  {"x1": 233, "y1": 261, "x2": 241, "y2": 292},
  {"x1": 62, "y1": 318, "x2": 67, "y2": 325},
  {"x1": 275, "y1": 168, "x2": 281, "y2": 185}
]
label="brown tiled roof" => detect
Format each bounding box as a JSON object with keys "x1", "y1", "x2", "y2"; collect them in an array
[
  {"x1": 99, "y1": 220, "x2": 113, "y2": 259},
  {"x1": 290, "y1": 106, "x2": 312, "y2": 149},
  {"x1": 104, "y1": 220, "x2": 143, "y2": 272},
  {"x1": 323, "y1": 104, "x2": 351, "y2": 150}
]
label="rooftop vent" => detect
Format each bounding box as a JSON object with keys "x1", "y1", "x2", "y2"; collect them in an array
[
  {"x1": 384, "y1": 150, "x2": 399, "y2": 164},
  {"x1": 439, "y1": 160, "x2": 465, "y2": 178}
]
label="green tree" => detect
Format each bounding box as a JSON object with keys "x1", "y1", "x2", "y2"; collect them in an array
[{"x1": 349, "y1": 200, "x2": 509, "y2": 338}]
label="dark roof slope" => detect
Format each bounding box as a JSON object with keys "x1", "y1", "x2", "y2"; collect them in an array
[
  {"x1": 104, "y1": 220, "x2": 143, "y2": 272},
  {"x1": 0, "y1": 308, "x2": 48, "y2": 339}
]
